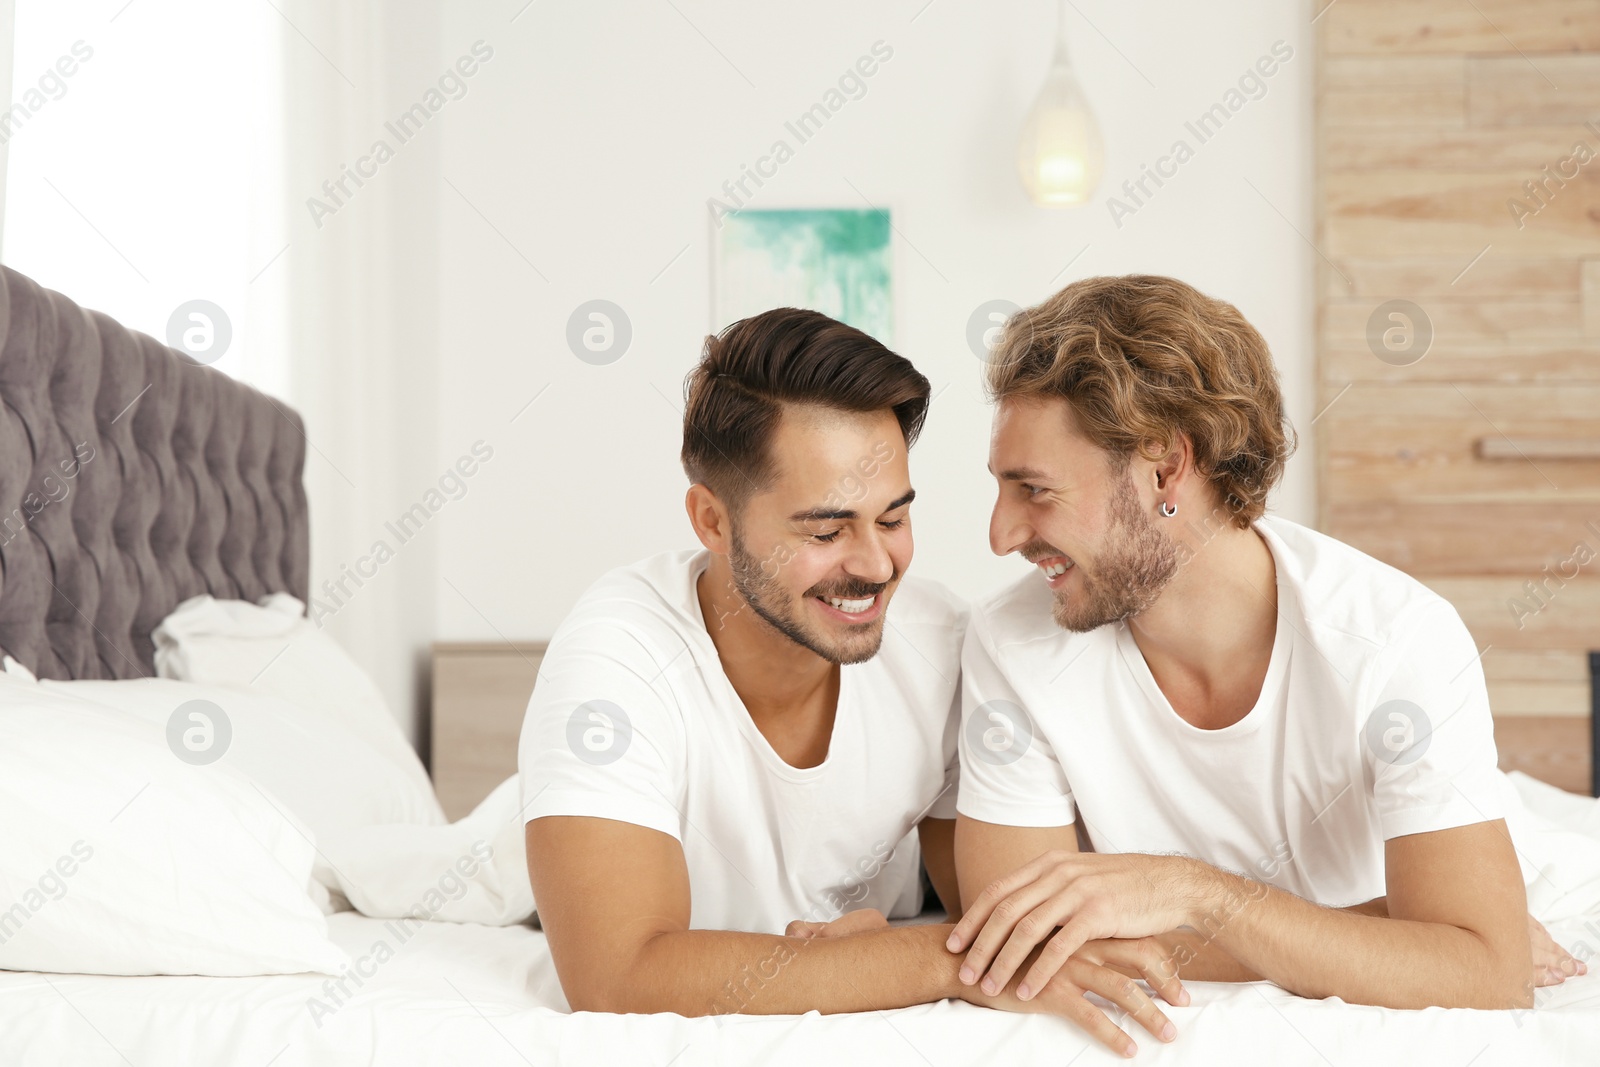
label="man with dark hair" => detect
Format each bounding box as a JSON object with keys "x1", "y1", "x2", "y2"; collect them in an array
[
  {"x1": 519, "y1": 307, "x2": 1183, "y2": 1050},
  {"x1": 943, "y1": 276, "x2": 1580, "y2": 1055}
]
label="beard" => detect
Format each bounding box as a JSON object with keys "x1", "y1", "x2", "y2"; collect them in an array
[
  {"x1": 727, "y1": 527, "x2": 892, "y2": 666},
  {"x1": 1043, "y1": 474, "x2": 1179, "y2": 633}
]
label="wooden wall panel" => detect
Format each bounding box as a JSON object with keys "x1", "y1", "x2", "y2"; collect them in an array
[
  {"x1": 1317, "y1": 1, "x2": 1600, "y2": 780},
  {"x1": 1585, "y1": 259, "x2": 1600, "y2": 336},
  {"x1": 1321, "y1": 1, "x2": 1600, "y2": 55},
  {"x1": 1325, "y1": 127, "x2": 1600, "y2": 171},
  {"x1": 1321, "y1": 345, "x2": 1600, "y2": 384},
  {"x1": 1318, "y1": 257, "x2": 1580, "y2": 297},
  {"x1": 1323, "y1": 299, "x2": 1587, "y2": 343},
  {"x1": 1328, "y1": 503, "x2": 1600, "y2": 572},
  {"x1": 1324, "y1": 169, "x2": 1600, "y2": 258},
  {"x1": 1467, "y1": 55, "x2": 1600, "y2": 126}
]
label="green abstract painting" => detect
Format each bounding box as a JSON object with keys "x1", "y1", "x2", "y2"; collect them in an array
[{"x1": 713, "y1": 208, "x2": 893, "y2": 344}]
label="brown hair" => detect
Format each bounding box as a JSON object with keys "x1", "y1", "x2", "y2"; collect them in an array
[
  {"x1": 986, "y1": 275, "x2": 1295, "y2": 526},
  {"x1": 682, "y1": 308, "x2": 930, "y2": 508}
]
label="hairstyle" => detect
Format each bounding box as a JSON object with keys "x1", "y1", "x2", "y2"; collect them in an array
[
  {"x1": 985, "y1": 274, "x2": 1295, "y2": 527},
  {"x1": 681, "y1": 308, "x2": 930, "y2": 510}
]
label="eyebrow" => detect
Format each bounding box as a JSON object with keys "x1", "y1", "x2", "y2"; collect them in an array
[
  {"x1": 789, "y1": 487, "x2": 916, "y2": 524},
  {"x1": 988, "y1": 464, "x2": 1051, "y2": 482}
]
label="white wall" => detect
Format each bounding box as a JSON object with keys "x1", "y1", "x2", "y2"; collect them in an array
[{"x1": 429, "y1": 0, "x2": 1315, "y2": 644}]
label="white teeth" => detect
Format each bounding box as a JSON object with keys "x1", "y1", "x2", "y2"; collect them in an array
[
  {"x1": 825, "y1": 595, "x2": 874, "y2": 614},
  {"x1": 1038, "y1": 560, "x2": 1073, "y2": 578}
]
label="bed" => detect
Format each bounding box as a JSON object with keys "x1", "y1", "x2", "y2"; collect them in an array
[
  {"x1": 2, "y1": 266, "x2": 1598, "y2": 1066},
  {"x1": 3, "y1": 867, "x2": 1599, "y2": 1066}
]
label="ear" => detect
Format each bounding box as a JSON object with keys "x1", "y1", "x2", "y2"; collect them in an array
[
  {"x1": 685, "y1": 483, "x2": 734, "y2": 554},
  {"x1": 1149, "y1": 432, "x2": 1197, "y2": 496}
]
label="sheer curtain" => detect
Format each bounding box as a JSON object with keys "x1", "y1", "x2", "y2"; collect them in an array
[
  {"x1": 1, "y1": 0, "x2": 289, "y2": 396},
  {"x1": 274, "y1": 0, "x2": 443, "y2": 747},
  {"x1": 2, "y1": 0, "x2": 446, "y2": 744}
]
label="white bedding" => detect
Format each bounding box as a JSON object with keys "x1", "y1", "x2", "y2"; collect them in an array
[
  {"x1": 5, "y1": 772, "x2": 1600, "y2": 1066},
  {"x1": 3, "y1": 909, "x2": 1597, "y2": 1066}
]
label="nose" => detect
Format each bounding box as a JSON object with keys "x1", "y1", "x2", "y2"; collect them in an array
[
  {"x1": 843, "y1": 522, "x2": 898, "y2": 586},
  {"x1": 989, "y1": 491, "x2": 1028, "y2": 557}
]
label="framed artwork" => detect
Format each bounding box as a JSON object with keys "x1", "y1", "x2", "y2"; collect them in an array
[{"x1": 712, "y1": 207, "x2": 894, "y2": 344}]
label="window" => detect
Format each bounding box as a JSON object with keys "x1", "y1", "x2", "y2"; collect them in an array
[{"x1": 2, "y1": 0, "x2": 287, "y2": 396}]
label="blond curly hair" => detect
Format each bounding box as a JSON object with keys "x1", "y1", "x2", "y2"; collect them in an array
[{"x1": 986, "y1": 275, "x2": 1295, "y2": 527}]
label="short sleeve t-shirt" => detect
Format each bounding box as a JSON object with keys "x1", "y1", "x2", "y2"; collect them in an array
[
  {"x1": 956, "y1": 515, "x2": 1509, "y2": 907},
  {"x1": 518, "y1": 550, "x2": 965, "y2": 934}
]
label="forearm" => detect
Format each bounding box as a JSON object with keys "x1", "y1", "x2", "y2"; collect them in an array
[
  {"x1": 1195, "y1": 868, "x2": 1528, "y2": 1008},
  {"x1": 1156, "y1": 896, "x2": 1387, "y2": 983},
  {"x1": 585, "y1": 923, "x2": 961, "y2": 1016},
  {"x1": 1152, "y1": 929, "x2": 1262, "y2": 983}
]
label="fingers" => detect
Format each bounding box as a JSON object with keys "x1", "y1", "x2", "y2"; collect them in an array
[
  {"x1": 947, "y1": 853, "x2": 1061, "y2": 951},
  {"x1": 958, "y1": 881, "x2": 1069, "y2": 991},
  {"x1": 1016, "y1": 916, "x2": 1104, "y2": 1000},
  {"x1": 1034, "y1": 960, "x2": 1177, "y2": 1057},
  {"x1": 1131, "y1": 945, "x2": 1190, "y2": 1008},
  {"x1": 1527, "y1": 915, "x2": 1587, "y2": 986},
  {"x1": 1067, "y1": 959, "x2": 1178, "y2": 1046},
  {"x1": 1534, "y1": 947, "x2": 1585, "y2": 986},
  {"x1": 786, "y1": 920, "x2": 822, "y2": 939},
  {"x1": 1043, "y1": 979, "x2": 1143, "y2": 1060},
  {"x1": 1071, "y1": 938, "x2": 1189, "y2": 1008}
]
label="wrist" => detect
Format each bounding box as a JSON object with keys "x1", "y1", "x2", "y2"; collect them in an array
[
  {"x1": 920, "y1": 923, "x2": 965, "y2": 1000},
  {"x1": 1184, "y1": 858, "x2": 1235, "y2": 927}
]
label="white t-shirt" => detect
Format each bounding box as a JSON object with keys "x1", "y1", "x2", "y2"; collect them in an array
[
  {"x1": 519, "y1": 550, "x2": 965, "y2": 935},
  {"x1": 957, "y1": 515, "x2": 1509, "y2": 907}
]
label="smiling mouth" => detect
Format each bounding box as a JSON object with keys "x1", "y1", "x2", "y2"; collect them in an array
[
  {"x1": 1030, "y1": 554, "x2": 1075, "y2": 585},
  {"x1": 812, "y1": 591, "x2": 883, "y2": 622}
]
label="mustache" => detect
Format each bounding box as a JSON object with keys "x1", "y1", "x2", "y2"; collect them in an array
[
  {"x1": 1017, "y1": 540, "x2": 1066, "y2": 563},
  {"x1": 806, "y1": 576, "x2": 893, "y2": 600}
]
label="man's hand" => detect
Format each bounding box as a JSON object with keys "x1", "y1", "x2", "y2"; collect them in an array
[
  {"x1": 783, "y1": 907, "x2": 1187, "y2": 1056},
  {"x1": 956, "y1": 940, "x2": 1182, "y2": 1058},
  {"x1": 947, "y1": 851, "x2": 1212, "y2": 1000},
  {"x1": 1074, "y1": 937, "x2": 1190, "y2": 1009},
  {"x1": 1530, "y1": 914, "x2": 1586, "y2": 987}
]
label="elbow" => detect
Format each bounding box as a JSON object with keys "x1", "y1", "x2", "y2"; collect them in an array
[
  {"x1": 564, "y1": 986, "x2": 630, "y2": 1015},
  {"x1": 1464, "y1": 976, "x2": 1532, "y2": 1012},
  {"x1": 560, "y1": 933, "x2": 683, "y2": 1016},
  {"x1": 569, "y1": 991, "x2": 656, "y2": 1017},
  {"x1": 1488, "y1": 968, "x2": 1534, "y2": 1012},
  {"x1": 565, "y1": 980, "x2": 677, "y2": 1016},
  {"x1": 563, "y1": 962, "x2": 677, "y2": 1015},
  {"x1": 1459, "y1": 943, "x2": 1534, "y2": 1011},
  {"x1": 1486, "y1": 932, "x2": 1536, "y2": 1011},
  {"x1": 569, "y1": 985, "x2": 716, "y2": 1017}
]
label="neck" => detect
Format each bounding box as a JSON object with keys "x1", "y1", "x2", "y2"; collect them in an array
[
  {"x1": 695, "y1": 555, "x2": 838, "y2": 718},
  {"x1": 1127, "y1": 520, "x2": 1278, "y2": 690}
]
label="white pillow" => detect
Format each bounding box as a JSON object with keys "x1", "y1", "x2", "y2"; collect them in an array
[
  {"x1": 151, "y1": 593, "x2": 443, "y2": 825},
  {"x1": 2, "y1": 655, "x2": 36, "y2": 682},
  {"x1": 33, "y1": 677, "x2": 442, "y2": 907},
  {"x1": 0, "y1": 676, "x2": 349, "y2": 976}
]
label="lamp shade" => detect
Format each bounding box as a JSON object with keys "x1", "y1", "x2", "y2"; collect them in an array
[{"x1": 1017, "y1": 3, "x2": 1104, "y2": 206}]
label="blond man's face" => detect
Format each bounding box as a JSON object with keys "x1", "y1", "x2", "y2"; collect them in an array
[{"x1": 985, "y1": 395, "x2": 1178, "y2": 632}]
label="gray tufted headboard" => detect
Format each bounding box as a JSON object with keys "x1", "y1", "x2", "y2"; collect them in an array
[{"x1": 0, "y1": 266, "x2": 309, "y2": 680}]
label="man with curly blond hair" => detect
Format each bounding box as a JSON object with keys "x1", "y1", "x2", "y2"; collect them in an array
[{"x1": 943, "y1": 275, "x2": 1580, "y2": 1056}]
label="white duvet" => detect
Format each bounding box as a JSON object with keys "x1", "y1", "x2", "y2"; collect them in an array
[{"x1": 3, "y1": 772, "x2": 1600, "y2": 1065}]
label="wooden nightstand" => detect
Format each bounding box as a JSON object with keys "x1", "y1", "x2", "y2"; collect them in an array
[{"x1": 429, "y1": 641, "x2": 547, "y2": 821}]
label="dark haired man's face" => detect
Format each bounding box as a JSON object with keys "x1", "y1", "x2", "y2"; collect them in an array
[
  {"x1": 986, "y1": 395, "x2": 1178, "y2": 632},
  {"x1": 724, "y1": 405, "x2": 913, "y2": 665}
]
